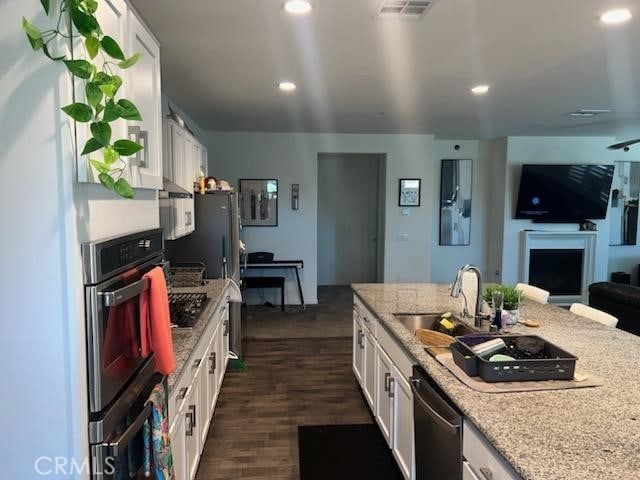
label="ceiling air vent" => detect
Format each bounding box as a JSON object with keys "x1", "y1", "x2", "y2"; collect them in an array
[{"x1": 377, "y1": 1, "x2": 433, "y2": 20}]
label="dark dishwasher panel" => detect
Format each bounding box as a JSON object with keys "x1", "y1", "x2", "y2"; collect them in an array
[{"x1": 411, "y1": 366, "x2": 462, "y2": 480}]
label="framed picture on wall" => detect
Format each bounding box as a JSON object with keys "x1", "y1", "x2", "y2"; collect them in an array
[
  {"x1": 239, "y1": 179, "x2": 278, "y2": 226},
  {"x1": 399, "y1": 178, "x2": 421, "y2": 207}
]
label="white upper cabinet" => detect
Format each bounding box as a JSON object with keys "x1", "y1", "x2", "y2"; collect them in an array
[
  {"x1": 125, "y1": 9, "x2": 162, "y2": 189},
  {"x1": 160, "y1": 120, "x2": 206, "y2": 240},
  {"x1": 76, "y1": 0, "x2": 162, "y2": 190}
]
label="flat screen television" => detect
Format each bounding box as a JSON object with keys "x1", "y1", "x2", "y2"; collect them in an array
[{"x1": 515, "y1": 164, "x2": 614, "y2": 221}]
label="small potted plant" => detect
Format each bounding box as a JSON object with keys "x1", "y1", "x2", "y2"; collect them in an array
[{"x1": 483, "y1": 284, "x2": 522, "y2": 325}]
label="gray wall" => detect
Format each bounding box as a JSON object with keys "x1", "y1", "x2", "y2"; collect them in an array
[
  {"x1": 430, "y1": 140, "x2": 492, "y2": 282},
  {"x1": 204, "y1": 132, "x2": 436, "y2": 303}
]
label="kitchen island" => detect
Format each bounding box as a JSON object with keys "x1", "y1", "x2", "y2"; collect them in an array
[{"x1": 352, "y1": 283, "x2": 640, "y2": 480}]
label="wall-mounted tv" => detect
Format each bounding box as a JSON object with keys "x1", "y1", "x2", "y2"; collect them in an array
[{"x1": 515, "y1": 164, "x2": 614, "y2": 221}]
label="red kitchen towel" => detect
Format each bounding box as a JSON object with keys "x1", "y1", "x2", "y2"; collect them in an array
[{"x1": 140, "y1": 267, "x2": 175, "y2": 374}]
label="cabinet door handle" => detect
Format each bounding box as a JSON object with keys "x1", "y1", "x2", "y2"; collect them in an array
[
  {"x1": 185, "y1": 211, "x2": 192, "y2": 226},
  {"x1": 193, "y1": 358, "x2": 201, "y2": 369},
  {"x1": 127, "y1": 126, "x2": 149, "y2": 168},
  {"x1": 388, "y1": 377, "x2": 395, "y2": 398},
  {"x1": 178, "y1": 387, "x2": 188, "y2": 400},
  {"x1": 185, "y1": 410, "x2": 193, "y2": 436},
  {"x1": 189, "y1": 404, "x2": 197, "y2": 429},
  {"x1": 209, "y1": 352, "x2": 216, "y2": 375},
  {"x1": 357, "y1": 330, "x2": 363, "y2": 348},
  {"x1": 384, "y1": 372, "x2": 391, "y2": 392},
  {"x1": 479, "y1": 467, "x2": 493, "y2": 480},
  {"x1": 223, "y1": 319, "x2": 229, "y2": 336}
]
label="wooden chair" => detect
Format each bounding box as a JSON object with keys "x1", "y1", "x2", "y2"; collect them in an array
[
  {"x1": 515, "y1": 283, "x2": 550, "y2": 304},
  {"x1": 569, "y1": 303, "x2": 618, "y2": 327}
]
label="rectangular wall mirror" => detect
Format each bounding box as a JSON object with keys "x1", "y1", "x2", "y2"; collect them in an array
[
  {"x1": 610, "y1": 161, "x2": 640, "y2": 246},
  {"x1": 440, "y1": 159, "x2": 472, "y2": 246}
]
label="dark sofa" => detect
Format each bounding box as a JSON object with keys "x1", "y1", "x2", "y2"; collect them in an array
[{"x1": 589, "y1": 282, "x2": 640, "y2": 336}]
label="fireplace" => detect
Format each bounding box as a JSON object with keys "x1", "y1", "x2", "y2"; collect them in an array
[
  {"x1": 529, "y1": 249, "x2": 584, "y2": 296},
  {"x1": 520, "y1": 231, "x2": 597, "y2": 304}
]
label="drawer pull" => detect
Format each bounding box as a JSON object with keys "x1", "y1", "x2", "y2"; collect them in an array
[
  {"x1": 193, "y1": 358, "x2": 202, "y2": 369},
  {"x1": 178, "y1": 387, "x2": 188, "y2": 400},
  {"x1": 209, "y1": 352, "x2": 217, "y2": 375},
  {"x1": 388, "y1": 377, "x2": 395, "y2": 398},
  {"x1": 384, "y1": 372, "x2": 391, "y2": 392},
  {"x1": 479, "y1": 467, "x2": 494, "y2": 480}
]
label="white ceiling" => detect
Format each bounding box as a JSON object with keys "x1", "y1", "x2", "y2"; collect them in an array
[{"x1": 130, "y1": 0, "x2": 640, "y2": 138}]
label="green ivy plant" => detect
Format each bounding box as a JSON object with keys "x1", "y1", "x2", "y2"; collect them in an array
[{"x1": 22, "y1": 0, "x2": 143, "y2": 199}]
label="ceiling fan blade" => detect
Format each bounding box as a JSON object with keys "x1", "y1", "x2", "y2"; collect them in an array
[{"x1": 607, "y1": 139, "x2": 640, "y2": 150}]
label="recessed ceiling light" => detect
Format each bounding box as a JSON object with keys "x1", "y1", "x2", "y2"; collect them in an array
[
  {"x1": 600, "y1": 8, "x2": 632, "y2": 24},
  {"x1": 470, "y1": 85, "x2": 490, "y2": 95},
  {"x1": 278, "y1": 81, "x2": 297, "y2": 92},
  {"x1": 284, "y1": 0, "x2": 312, "y2": 14}
]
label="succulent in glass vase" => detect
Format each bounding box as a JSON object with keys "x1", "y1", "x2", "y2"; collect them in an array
[{"x1": 483, "y1": 284, "x2": 522, "y2": 325}]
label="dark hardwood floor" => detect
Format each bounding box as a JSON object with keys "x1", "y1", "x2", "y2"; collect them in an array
[{"x1": 195, "y1": 298, "x2": 371, "y2": 479}]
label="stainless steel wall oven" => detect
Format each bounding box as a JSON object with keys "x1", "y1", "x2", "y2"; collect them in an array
[{"x1": 83, "y1": 229, "x2": 168, "y2": 479}]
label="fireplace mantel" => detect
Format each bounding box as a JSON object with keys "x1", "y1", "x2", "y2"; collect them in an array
[{"x1": 520, "y1": 230, "x2": 597, "y2": 304}]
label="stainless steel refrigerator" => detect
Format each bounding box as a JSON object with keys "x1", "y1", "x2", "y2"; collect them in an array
[{"x1": 166, "y1": 191, "x2": 245, "y2": 358}]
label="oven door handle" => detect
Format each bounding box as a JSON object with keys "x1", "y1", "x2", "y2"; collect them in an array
[
  {"x1": 104, "y1": 402, "x2": 153, "y2": 457},
  {"x1": 100, "y1": 278, "x2": 150, "y2": 307}
]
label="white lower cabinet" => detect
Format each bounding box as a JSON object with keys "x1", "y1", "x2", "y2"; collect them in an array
[
  {"x1": 362, "y1": 326, "x2": 376, "y2": 408},
  {"x1": 463, "y1": 420, "x2": 521, "y2": 480},
  {"x1": 463, "y1": 461, "x2": 481, "y2": 480},
  {"x1": 375, "y1": 345, "x2": 393, "y2": 444},
  {"x1": 352, "y1": 298, "x2": 416, "y2": 480},
  {"x1": 184, "y1": 381, "x2": 200, "y2": 480},
  {"x1": 352, "y1": 312, "x2": 364, "y2": 382},
  {"x1": 169, "y1": 299, "x2": 230, "y2": 480},
  {"x1": 391, "y1": 368, "x2": 414, "y2": 480},
  {"x1": 169, "y1": 403, "x2": 186, "y2": 480}
]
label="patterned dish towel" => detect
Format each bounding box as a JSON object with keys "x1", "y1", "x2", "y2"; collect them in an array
[{"x1": 143, "y1": 383, "x2": 174, "y2": 479}]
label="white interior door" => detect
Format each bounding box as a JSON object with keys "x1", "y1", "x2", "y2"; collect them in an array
[{"x1": 317, "y1": 153, "x2": 381, "y2": 285}]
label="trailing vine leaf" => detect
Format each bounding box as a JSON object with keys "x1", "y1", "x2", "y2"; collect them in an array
[
  {"x1": 82, "y1": 138, "x2": 103, "y2": 155},
  {"x1": 114, "y1": 139, "x2": 143, "y2": 156},
  {"x1": 93, "y1": 71, "x2": 112, "y2": 85},
  {"x1": 99, "y1": 83, "x2": 117, "y2": 98},
  {"x1": 101, "y1": 36, "x2": 126, "y2": 61},
  {"x1": 85, "y1": 0, "x2": 99, "y2": 14},
  {"x1": 62, "y1": 103, "x2": 93, "y2": 122},
  {"x1": 64, "y1": 59, "x2": 94, "y2": 79},
  {"x1": 98, "y1": 173, "x2": 115, "y2": 190},
  {"x1": 89, "y1": 159, "x2": 110, "y2": 173},
  {"x1": 23, "y1": 0, "x2": 145, "y2": 199},
  {"x1": 90, "y1": 122, "x2": 111, "y2": 147},
  {"x1": 42, "y1": 44, "x2": 65, "y2": 61},
  {"x1": 22, "y1": 17, "x2": 43, "y2": 50},
  {"x1": 85, "y1": 82, "x2": 103, "y2": 107},
  {"x1": 119, "y1": 53, "x2": 142, "y2": 69},
  {"x1": 71, "y1": 8, "x2": 99, "y2": 37},
  {"x1": 85, "y1": 36, "x2": 99, "y2": 59},
  {"x1": 114, "y1": 178, "x2": 134, "y2": 199},
  {"x1": 112, "y1": 75, "x2": 123, "y2": 95},
  {"x1": 103, "y1": 146, "x2": 119, "y2": 165},
  {"x1": 102, "y1": 100, "x2": 119, "y2": 122},
  {"x1": 117, "y1": 99, "x2": 142, "y2": 121}
]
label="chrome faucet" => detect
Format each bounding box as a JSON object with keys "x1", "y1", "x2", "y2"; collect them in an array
[{"x1": 450, "y1": 264, "x2": 488, "y2": 328}]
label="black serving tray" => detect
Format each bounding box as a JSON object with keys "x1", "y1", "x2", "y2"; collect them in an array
[{"x1": 453, "y1": 335, "x2": 577, "y2": 383}]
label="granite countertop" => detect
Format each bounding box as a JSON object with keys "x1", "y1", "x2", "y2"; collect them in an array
[
  {"x1": 351, "y1": 283, "x2": 640, "y2": 480},
  {"x1": 168, "y1": 278, "x2": 230, "y2": 391}
]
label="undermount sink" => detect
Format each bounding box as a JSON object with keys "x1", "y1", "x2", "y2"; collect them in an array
[{"x1": 393, "y1": 313, "x2": 478, "y2": 337}]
